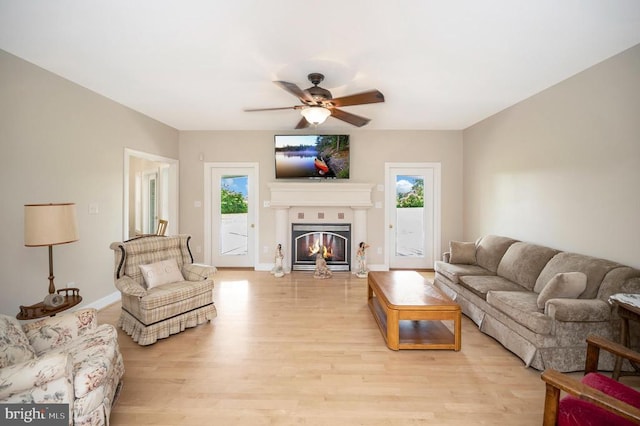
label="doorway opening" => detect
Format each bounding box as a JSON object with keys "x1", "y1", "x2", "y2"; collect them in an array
[{"x1": 123, "y1": 149, "x2": 178, "y2": 241}]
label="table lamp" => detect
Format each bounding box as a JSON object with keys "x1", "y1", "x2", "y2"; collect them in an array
[{"x1": 24, "y1": 203, "x2": 79, "y2": 296}]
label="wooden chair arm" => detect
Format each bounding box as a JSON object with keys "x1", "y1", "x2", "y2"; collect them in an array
[
  {"x1": 541, "y1": 369, "x2": 640, "y2": 425},
  {"x1": 585, "y1": 334, "x2": 640, "y2": 373}
]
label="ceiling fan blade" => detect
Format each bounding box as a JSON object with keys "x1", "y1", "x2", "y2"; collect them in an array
[
  {"x1": 244, "y1": 106, "x2": 298, "y2": 112},
  {"x1": 330, "y1": 90, "x2": 385, "y2": 107},
  {"x1": 330, "y1": 108, "x2": 371, "y2": 127},
  {"x1": 274, "y1": 81, "x2": 314, "y2": 103},
  {"x1": 295, "y1": 117, "x2": 310, "y2": 129}
]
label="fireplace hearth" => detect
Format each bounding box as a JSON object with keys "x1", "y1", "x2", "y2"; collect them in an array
[{"x1": 292, "y1": 223, "x2": 351, "y2": 271}]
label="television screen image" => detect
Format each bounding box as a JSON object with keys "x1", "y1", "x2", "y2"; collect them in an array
[{"x1": 275, "y1": 134, "x2": 350, "y2": 179}]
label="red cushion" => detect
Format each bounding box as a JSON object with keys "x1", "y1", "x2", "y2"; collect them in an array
[
  {"x1": 582, "y1": 373, "x2": 640, "y2": 409},
  {"x1": 557, "y1": 373, "x2": 640, "y2": 426},
  {"x1": 558, "y1": 396, "x2": 638, "y2": 426}
]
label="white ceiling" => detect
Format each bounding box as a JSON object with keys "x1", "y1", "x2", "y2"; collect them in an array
[{"x1": 1, "y1": 1, "x2": 639, "y2": 131}]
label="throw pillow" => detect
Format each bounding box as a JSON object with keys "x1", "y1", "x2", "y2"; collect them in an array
[
  {"x1": 0, "y1": 314, "x2": 36, "y2": 368},
  {"x1": 449, "y1": 241, "x2": 476, "y2": 265},
  {"x1": 536, "y1": 272, "x2": 587, "y2": 310},
  {"x1": 139, "y1": 258, "x2": 185, "y2": 289}
]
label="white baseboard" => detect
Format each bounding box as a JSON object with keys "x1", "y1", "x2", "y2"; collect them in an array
[
  {"x1": 255, "y1": 263, "x2": 274, "y2": 272},
  {"x1": 84, "y1": 291, "x2": 121, "y2": 311},
  {"x1": 368, "y1": 264, "x2": 389, "y2": 271}
]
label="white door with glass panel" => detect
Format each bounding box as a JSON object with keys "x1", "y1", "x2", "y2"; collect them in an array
[
  {"x1": 205, "y1": 164, "x2": 258, "y2": 268},
  {"x1": 386, "y1": 163, "x2": 440, "y2": 269}
]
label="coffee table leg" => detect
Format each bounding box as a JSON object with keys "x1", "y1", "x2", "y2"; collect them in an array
[
  {"x1": 454, "y1": 311, "x2": 462, "y2": 351},
  {"x1": 387, "y1": 308, "x2": 399, "y2": 350}
]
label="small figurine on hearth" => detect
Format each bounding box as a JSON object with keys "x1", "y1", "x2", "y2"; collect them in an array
[
  {"x1": 355, "y1": 241, "x2": 370, "y2": 278},
  {"x1": 271, "y1": 243, "x2": 285, "y2": 278},
  {"x1": 313, "y1": 252, "x2": 332, "y2": 279}
]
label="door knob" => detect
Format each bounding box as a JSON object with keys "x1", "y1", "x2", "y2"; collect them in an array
[{"x1": 389, "y1": 224, "x2": 393, "y2": 229}]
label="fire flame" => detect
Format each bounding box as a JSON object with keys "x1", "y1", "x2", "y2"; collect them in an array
[{"x1": 308, "y1": 239, "x2": 333, "y2": 259}]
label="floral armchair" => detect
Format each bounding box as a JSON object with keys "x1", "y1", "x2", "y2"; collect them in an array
[
  {"x1": 0, "y1": 308, "x2": 124, "y2": 425},
  {"x1": 110, "y1": 235, "x2": 217, "y2": 345}
]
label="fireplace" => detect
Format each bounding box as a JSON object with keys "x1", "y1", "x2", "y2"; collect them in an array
[{"x1": 292, "y1": 223, "x2": 351, "y2": 271}]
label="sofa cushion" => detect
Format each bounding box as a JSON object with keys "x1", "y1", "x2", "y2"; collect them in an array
[
  {"x1": 0, "y1": 315, "x2": 36, "y2": 368},
  {"x1": 435, "y1": 261, "x2": 494, "y2": 284},
  {"x1": 533, "y1": 252, "x2": 622, "y2": 299},
  {"x1": 497, "y1": 242, "x2": 560, "y2": 291},
  {"x1": 486, "y1": 291, "x2": 553, "y2": 335},
  {"x1": 536, "y1": 272, "x2": 587, "y2": 309},
  {"x1": 475, "y1": 235, "x2": 519, "y2": 273},
  {"x1": 139, "y1": 258, "x2": 185, "y2": 289},
  {"x1": 459, "y1": 275, "x2": 526, "y2": 300},
  {"x1": 449, "y1": 241, "x2": 476, "y2": 264}
]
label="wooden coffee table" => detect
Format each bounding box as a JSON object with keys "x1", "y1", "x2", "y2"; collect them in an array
[{"x1": 367, "y1": 271, "x2": 461, "y2": 351}]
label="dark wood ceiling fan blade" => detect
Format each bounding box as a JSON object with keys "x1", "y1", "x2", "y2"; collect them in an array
[
  {"x1": 244, "y1": 106, "x2": 297, "y2": 112},
  {"x1": 274, "y1": 81, "x2": 314, "y2": 103},
  {"x1": 330, "y1": 90, "x2": 385, "y2": 107},
  {"x1": 330, "y1": 108, "x2": 371, "y2": 127},
  {"x1": 295, "y1": 117, "x2": 310, "y2": 129}
]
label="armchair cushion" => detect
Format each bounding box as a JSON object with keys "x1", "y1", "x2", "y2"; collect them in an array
[
  {"x1": 0, "y1": 315, "x2": 35, "y2": 368},
  {"x1": 0, "y1": 352, "x2": 72, "y2": 402},
  {"x1": 139, "y1": 258, "x2": 185, "y2": 289},
  {"x1": 45, "y1": 324, "x2": 121, "y2": 400},
  {"x1": 558, "y1": 373, "x2": 640, "y2": 426}
]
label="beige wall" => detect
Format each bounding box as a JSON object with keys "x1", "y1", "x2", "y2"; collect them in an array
[
  {"x1": 179, "y1": 130, "x2": 463, "y2": 267},
  {"x1": 5, "y1": 41, "x2": 636, "y2": 312},
  {"x1": 463, "y1": 44, "x2": 640, "y2": 268},
  {"x1": 0, "y1": 50, "x2": 179, "y2": 315}
]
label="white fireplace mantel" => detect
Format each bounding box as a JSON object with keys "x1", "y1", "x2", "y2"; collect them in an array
[
  {"x1": 268, "y1": 182, "x2": 374, "y2": 273},
  {"x1": 268, "y1": 182, "x2": 374, "y2": 208}
]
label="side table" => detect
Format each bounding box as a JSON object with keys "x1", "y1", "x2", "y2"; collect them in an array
[
  {"x1": 17, "y1": 288, "x2": 82, "y2": 320},
  {"x1": 609, "y1": 293, "x2": 640, "y2": 380}
]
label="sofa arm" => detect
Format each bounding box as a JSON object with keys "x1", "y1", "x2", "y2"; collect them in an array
[
  {"x1": 115, "y1": 275, "x2": 148, "y2": 297},
  {"x1": 0, "y1": 352, "x2": 73, "y2": 401},
  {"x1": 545, "y1": 298, "x2": 611, "y2": 322},
  {"x1": 23, "y1": 308, "x2": 98, "y2": 355},
  {"x1": 182, "y1": 263, "x2": 217, "y2": 281}
]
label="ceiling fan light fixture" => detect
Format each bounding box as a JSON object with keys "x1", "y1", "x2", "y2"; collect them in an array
[{"x1": 301, "y1": 106, "x2": 331, "y2": 125}]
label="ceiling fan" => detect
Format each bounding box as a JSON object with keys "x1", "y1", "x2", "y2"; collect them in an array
[{"x1": 244, "y1": 73, "x2": 385, "y2": 129}]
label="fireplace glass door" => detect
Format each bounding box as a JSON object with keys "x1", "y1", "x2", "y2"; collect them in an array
[{"x1": 292, "y1": 224, "x2": 350, "y2": 271}]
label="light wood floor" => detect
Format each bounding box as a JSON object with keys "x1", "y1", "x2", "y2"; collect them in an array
[{"x1": 99, "y1": 270, "x2": 548, "y2": 425}]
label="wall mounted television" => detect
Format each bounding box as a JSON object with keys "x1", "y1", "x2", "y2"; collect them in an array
[{"x1": 274, "y1": 134, "x2": 350, "y2": 179}]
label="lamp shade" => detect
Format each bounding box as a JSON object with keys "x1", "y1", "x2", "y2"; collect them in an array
[
  {"x1": 24, "y1": 203, "x2": 79, "y2": 247},
  {"x1": 301, "y1": 106, "x2": 331, "y2": 125}
]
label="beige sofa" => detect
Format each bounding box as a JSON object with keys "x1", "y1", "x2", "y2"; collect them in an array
[
  {"x1": 0, "y1": 308, "x2": 124, "y2": 425},
  {"x1": 434, "y1": 235, "x2": 640, "y2": 372}
]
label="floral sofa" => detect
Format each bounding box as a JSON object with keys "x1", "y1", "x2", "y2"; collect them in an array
[
  {"x1": 0, "y1": 308, "x2": 124, "y2": 425},
  {"x1": 434, "y1": 235, "x2": 640, "y2": 372}
]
